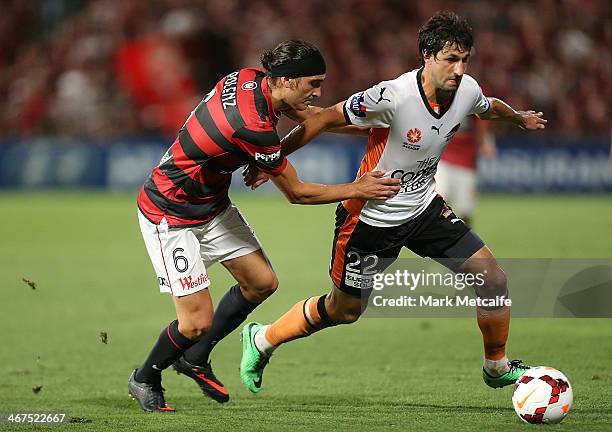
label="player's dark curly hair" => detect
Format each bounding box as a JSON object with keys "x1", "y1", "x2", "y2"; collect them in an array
[
  {"x1": 417, "y1": 11, "x2": 473, "y2": 63},
  {"x1": 260, "y1": 40, "x2": 321, "y2": 76}
]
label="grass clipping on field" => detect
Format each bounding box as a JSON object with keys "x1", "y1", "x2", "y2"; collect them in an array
[{"x1": 22, "y1": 278, "x2": 36, "y2": 289}]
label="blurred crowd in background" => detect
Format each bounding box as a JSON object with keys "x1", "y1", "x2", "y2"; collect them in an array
[{"x1": 1, "y1": 0, "x2": 610, "y2": 140}]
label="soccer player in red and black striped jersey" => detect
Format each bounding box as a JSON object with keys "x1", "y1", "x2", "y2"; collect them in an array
[{"x1": 128, "y1": 40, "x2": 400, "y2": 412}]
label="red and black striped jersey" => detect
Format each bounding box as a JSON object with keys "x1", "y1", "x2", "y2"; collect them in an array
[{"x1": 137, "y1": 68, "x2": 287, "y2": 227}]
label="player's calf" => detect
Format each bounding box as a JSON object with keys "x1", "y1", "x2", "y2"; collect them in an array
[
  {"x1": 262, "y1": 294, "x2": 338, "y2": 353},
  {"x1": 460, "y1": 248, "x2": 528, "y2": 387},
  {"x1": 325, "y1": 287, "x2": 363, "y2": 324},
  {"x1": 239, "y1": 286, "x2": 364, "y2": 393},
  {"x1": 473, "y1": 265, "x2": 510, "y2": 359}
]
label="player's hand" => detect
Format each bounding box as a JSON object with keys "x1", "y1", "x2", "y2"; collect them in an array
[
  {"x1": 242, "y1": 164, "x2": 269, "y2": 189},
  {"x1": 517, "y1": 110, "x2": 547, "y2": 130},
  {"x1": 353, "y1": 171, "x2": 401, "y2": 200}
]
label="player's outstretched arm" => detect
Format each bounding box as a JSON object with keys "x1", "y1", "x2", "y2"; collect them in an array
[
  {"x1": 281, "y1": 102, "x2": 348, "y2": 156},
  {"x1": 478, "y1": 98, "x2": 547, "y2": 130},
  {"x1": 269, "y1": 161, "x2": 400, "y2": 205},
  {"x1": 243, "y1": 103, "x2": 350, "y2": 190},
  {"x1": 283, "y1": 106, "x2": 369, "y2": 136}
]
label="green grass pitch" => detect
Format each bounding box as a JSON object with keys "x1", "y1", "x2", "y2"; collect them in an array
[{"x1": 1, "y1": 192, "x2": 611, "y2": 431}]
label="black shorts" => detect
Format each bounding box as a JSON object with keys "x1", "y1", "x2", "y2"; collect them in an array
[{"x1": 329, "y1": 195, "x2": 485, "y2": 297}]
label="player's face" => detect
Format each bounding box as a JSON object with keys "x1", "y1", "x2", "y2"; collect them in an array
[
  {"x1": 427, "y1": 43, "x2": 470, "y2": 91},
  {"x1": 286, "y1": 75, "x2": 325, "y2": 111}
]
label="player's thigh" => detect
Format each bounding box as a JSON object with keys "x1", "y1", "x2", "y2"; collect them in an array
[
  {"x1": 221, "y1": 249, "x2": 277, "y2": 302},
  {"x1": 138, "y1": 210, "x2": 211, "y2": 297},
  {"x1": 330, "y1": 204, "x2": 403, "y2": 297},
  {"x1": 197, "y1": 204, "x2": 266, "y2": 269},
  {"x1": 404, "y1": 196, "x2": 484, "y2": 271}
]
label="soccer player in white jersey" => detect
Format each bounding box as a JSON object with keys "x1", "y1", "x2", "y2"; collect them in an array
[{"x1": 240, "y1": 11, "x2": 547, "y2": 394}]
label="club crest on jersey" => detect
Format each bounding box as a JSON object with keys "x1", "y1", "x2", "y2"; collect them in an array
[
  {"x1": 349, "y1": 92, "x2": 366, "y2": 117},
  {"x1": 241, "y1": 81, "x2": 257, "y2": 91},
  {"x1": 402, "y1": 128, "x2": 422, "y2": 150}
]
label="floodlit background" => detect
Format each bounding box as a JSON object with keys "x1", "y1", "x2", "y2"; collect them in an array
[
  {"x1": 0, "y1": 1, "x2": 610, "y2": 431},
  {"x1": 0, "y1": 0, "x2": 610, "y2": 191}
]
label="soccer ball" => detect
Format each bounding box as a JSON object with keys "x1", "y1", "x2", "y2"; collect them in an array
[{"x1": 512, "y1": 366, "x2": 573, "y2": 424}]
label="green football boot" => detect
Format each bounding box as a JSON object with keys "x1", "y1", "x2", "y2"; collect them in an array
[
  {"x1": 483, "y1": 359, "x2": 531, "y2": 388},
  {"x1": 240, "y1": 322, "x2": 270, "y2": 393}
]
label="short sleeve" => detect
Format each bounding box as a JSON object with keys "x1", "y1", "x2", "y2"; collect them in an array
[
  {"x1": 343, "y1": 81, "x2": 396, "y2": 128},
  {"x1": 470, "y1": 84, "x2": 491, "y2": 115},
  {"x1": 233, "y1": 126, "x2": 287, "y2": 175}
]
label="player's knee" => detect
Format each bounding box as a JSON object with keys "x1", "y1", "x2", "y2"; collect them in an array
[
  {"x1": 178, "y1": 317, "x2": 212, "y2": 340},
  {"x1": 477, "y1": 266, "x2": 508, "y2": 298},
  {"x1": 243, "y1": 272, "x2": 278, "y2": 301}
]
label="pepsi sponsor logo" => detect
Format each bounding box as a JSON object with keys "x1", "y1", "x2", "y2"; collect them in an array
[{"x1": 255, "y1": 150, "x2": 281, "y2": 163}]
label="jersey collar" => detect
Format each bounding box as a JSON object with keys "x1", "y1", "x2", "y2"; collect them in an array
[{"x1": 416, "y1": 67, "x2": 457, "y2": 120}]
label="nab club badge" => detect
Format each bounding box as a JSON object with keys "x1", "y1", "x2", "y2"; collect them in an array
[
  {"x1": 402, "y1": 128, "x2": 422, "y2": 150},
  {"x1": 349, "y1": 92, "x2": 366, "y2": 117},
  {"x1": 407, "y1": 128, "x2": 422, "y2": 143}
]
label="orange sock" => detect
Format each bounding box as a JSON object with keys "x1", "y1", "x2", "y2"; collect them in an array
[
  {"x1": 477, "y1": 306, "x2": 511, "y2": 360},
  {"x1": 265, "y1": 295, "x2": 332, "y2": 347}
]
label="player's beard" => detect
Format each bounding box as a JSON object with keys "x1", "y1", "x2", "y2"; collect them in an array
[{"x1": 444, "y1": 75, "x2": 461, "y2": 91}]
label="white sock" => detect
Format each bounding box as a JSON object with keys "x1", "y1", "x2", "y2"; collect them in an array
[
  {"x1": 254, "y1": 325, "x2": 277, "y2": 356},
  {"x1": 484, "y1": 356, "x2": 510, "y2": 377}
]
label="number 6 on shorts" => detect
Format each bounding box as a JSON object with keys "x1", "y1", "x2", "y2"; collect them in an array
[{"x1": 138, "y1": 212, "x2": 211, "y2": 296}]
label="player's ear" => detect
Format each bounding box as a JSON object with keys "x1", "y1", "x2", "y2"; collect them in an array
[{"x1": 279, "y1": 77, "x2": 294, "y2": 89}]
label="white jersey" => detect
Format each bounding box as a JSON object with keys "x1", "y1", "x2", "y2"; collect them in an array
[{"x1": 342, "y1": 68, "x2": 490, "y2": 227}]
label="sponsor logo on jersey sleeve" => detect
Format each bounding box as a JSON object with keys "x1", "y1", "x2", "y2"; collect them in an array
[{"x1": 349, "y1": 92, "x2": 367, "y2": 117}]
